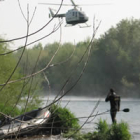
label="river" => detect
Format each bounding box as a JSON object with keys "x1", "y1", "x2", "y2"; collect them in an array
[
  {"x1": 42, "y1": 96, "x2": 140, "y2": 140},
  {"x1": 6, "y1": 97, "x2": 140, "y2": 140}
]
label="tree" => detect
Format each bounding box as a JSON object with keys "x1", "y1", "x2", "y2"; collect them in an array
[
  {"x1": 87, "y1": 18, "x2": 140, "y2": 97},
  {"x1": 0, "y1": 39, "x2": 42, "y2": 117}
]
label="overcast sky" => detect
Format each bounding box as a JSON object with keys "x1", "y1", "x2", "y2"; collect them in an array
[{"x1": 0, "y1": 0, "x2": 140, "y2": 49}]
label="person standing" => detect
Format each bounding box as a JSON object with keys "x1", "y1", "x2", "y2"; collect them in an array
[{"x1": 105, "y1": 88, "x2": 120, "y2": 123}]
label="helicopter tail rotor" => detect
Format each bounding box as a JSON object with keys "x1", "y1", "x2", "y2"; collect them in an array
[{"x1": 48, "y1": 8, "x2": 55, "y2": 18}]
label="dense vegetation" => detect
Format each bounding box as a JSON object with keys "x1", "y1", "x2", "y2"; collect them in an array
[
  {"x1": 67, "y1": 119, "x2": 132, "y2": 140},
  {"x1": 13, "y1": 18, "x2": 140, "y2": 98},
  {"x1": 45, "y1": 104, "x2": 79, "y2": 135},
  {"x1": 0, "y1": 40, "x2": 41, "y2": 119}
]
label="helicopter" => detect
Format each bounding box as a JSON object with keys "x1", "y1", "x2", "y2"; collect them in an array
[{"x1": 39, "y1": 0, "x2": 90, "y2": 27}]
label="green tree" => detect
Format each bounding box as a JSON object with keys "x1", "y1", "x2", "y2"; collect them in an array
[
  {"x1": 87, "y1": 18, "x2": 140, "y2": 97},
  {"x1": 13, "y1": 19, "x2": 140, "y2": 97},
  {"x1": 0, "y1": 39, "x2": 41, "y2": 117}
]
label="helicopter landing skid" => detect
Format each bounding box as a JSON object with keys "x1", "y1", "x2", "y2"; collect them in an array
[
  {"x1": 65, "y1": 24, "x2": 74, "y2": 27},
  {"x1": 79, "y1": 23, "x2": 91, "y2": 28},
  {"x1": 65, "y1": 23, "x2": 90, "y2": 28}
]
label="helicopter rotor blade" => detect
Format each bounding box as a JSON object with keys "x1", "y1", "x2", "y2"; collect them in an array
[
  {"x1": 38, "y1": 3, "x2": 112, "y2": 6},
  {"x1": 70, "y1": 0, "x2": 77, "y2": 8},
  {"x1": 38, "y1": 3, "x2": 73, "y2": 6}
]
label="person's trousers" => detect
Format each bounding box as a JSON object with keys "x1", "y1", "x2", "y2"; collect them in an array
[{"x1": 110, "y1": 110, "x2": 117, "y2": 123}]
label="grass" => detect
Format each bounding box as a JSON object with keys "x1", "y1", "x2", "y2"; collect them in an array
[{"x1": 70, "y1": 119, "x2": 132, "y2": 140}]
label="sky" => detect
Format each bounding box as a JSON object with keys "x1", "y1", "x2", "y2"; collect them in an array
[{"x1": 0, "y1": 0, "x2": 140, "y2": 49}]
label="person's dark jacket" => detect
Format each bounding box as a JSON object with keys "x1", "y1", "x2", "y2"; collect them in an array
[{"x1": 105, "y1": 93, "x2": 120, "y2": 111}]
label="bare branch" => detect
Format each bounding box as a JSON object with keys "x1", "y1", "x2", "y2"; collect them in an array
[{"x1": 0, "y1": 0, "x2": 64, "y2": 43}]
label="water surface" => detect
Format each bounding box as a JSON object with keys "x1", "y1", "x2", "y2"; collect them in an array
[{"x1": 42, "y1": 97, "x2": 140, "y2": 140}]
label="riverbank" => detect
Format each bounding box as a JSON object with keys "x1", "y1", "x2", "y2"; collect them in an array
[{"x1": 6, "y1": 135, "x2": 68, "y2": 140}]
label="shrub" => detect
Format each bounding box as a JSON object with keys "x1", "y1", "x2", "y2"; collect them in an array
[
  {"x1": 46, "y1": 104, "x2": 80, "y2": 135},
  {"x1": 93, "y1": 119, "x2": 109, "y2": 140},
  {"x1": 72, "y1": 119, "x2": 132, "y2": 140},
  {"x1": 108, "y1": 121, "x2": 132, "y2": 140},
  {"x1": 93, "y1": 120, "x2": 132, "y2": 140}
]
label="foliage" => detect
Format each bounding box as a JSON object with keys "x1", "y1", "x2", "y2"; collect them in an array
[
  {"x1": 90, "y1": 18, "x2": 140, "y2": 96},
  {"x1": 12, "y1": 18, "x2": 140, "y2": 97},
  {"x1": 72, "y1": 119, "x2": 131, "y2": 140},
  {"x1": 0, "y1": 41, "x2": 22, "y2": 110},
  {"x1": 0, "y1": 39, "x2": 42, "y2": 120},
  {"x1": 46, "y1": 104, "x2": 79, "y2": 134},
  {"x1": 0, "y1": 103, "x2": 21, "y2": 120},
  {"x1": 93, "y1": 119, "x2": 109, "y2": 140},
  {"x1": 108, "y1": 122, "x2": 132, "y2": 140}
]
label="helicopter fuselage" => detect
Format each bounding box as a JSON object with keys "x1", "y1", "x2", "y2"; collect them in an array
[
  {"x1": 65, "y1": 9, "x2": 88, "y2": 25},
  {"x1": 43, "y1": 0, "x2": 90, "y2": 26},
  {"x1": 49, "y1": 8, "x2": 89, "y2": 26}
]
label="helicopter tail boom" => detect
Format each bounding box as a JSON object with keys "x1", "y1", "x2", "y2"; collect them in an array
[{"x1": 49, "y1": 8, "x2": 65, "y2": 18}]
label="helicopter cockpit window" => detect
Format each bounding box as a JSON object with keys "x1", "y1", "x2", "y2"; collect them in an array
[
  {"x1": 76, "y1": 12, "x2": 77, "y2": 17},
  {"x1": 79, "y1": 13, "x2": 84, "y2": 17},
  {"x1": 72, "y1": 12, "x2": 78, "y2": 17}
]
